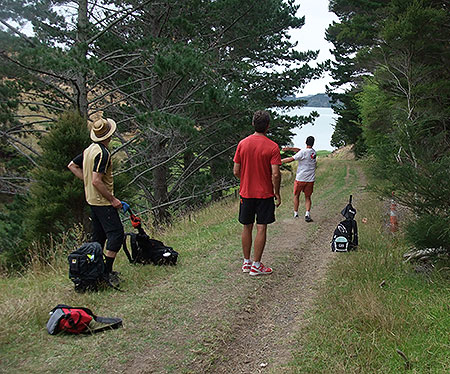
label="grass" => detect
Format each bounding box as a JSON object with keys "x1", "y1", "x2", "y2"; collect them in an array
[
  {"x1": 287, "y1": 176, "x2": 450, "y2": 373},
  {"x1": 0, "y1": 152, "x2": 448, "y2": 373},
  {"x1": 0, "y1": 198, "x2": 242, "y2": 373},
  {"x1": 316, "y1": 150, "x2": 332, "y2": 157}
]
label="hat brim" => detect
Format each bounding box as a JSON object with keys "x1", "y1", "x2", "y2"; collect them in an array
[{"x1": 90, "y1": 119, "x2": 117, "y2": 142}]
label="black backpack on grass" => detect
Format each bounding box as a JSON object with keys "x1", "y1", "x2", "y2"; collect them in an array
[
  {"x1": 68, "y1": 242, "x2": 110, "y2": 292},
  {"x1": 331, "y1": 219, "x2": 358, "y2": 252},
  {"x1": 331, "y1": 195, "x2": 358, "y2": 252},
  {"x1": 122, "y1": 228, "x2": 178, "y2": 266}
]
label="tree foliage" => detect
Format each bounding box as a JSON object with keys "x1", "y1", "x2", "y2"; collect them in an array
[
  {"x1": 87, "y1": 0, "x2": 321, "y2": 223},
  {"x1": 25, "y1": 112, "x2": 90, "y2": 242},
  {"x1": 0, "y1": 112, "x2": 89, "y2": 268},
  {"x1": 1, "y1": 1, "x2": 320, "y2": 218},
  {"x1": 328, "y1": 0, "x2": 450, "y2": 251},
  {"x1": 0, "y1": 0, "x2": 320, "y2": 265}
]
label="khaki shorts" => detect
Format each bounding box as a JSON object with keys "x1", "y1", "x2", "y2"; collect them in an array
[{"x1": 294, "y1": 181, "x2": 314, "y2": 198}]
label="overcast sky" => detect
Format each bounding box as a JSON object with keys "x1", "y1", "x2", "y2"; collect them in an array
[{"x1": 290, "y1": 0, "x2": 338, "y2": 96}]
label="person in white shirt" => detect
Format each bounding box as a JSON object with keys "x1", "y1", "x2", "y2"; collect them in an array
[{"x1": 281, "y1": 136, "x2": 317, "y2": 222}]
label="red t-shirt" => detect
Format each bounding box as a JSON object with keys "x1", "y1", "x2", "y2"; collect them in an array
[{"x1": 233, "y1": 134, "x2": 281, "y2": 198}]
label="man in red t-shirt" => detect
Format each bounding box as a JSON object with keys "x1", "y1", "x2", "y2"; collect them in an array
[{"x1": 233, "y1": 110, "x2": 281, "y2": 276}]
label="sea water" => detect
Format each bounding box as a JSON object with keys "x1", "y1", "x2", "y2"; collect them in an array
[{"x1": 286, "y1": 107, "x2": 337, "y2": 151}]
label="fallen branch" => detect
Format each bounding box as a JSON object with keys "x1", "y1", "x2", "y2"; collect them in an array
[{"x1": 403, "y1": 247, "x2": 448, "y2": 263}]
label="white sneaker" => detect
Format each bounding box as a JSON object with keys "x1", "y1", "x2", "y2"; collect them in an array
[
  {"x1": 242, "y1": 261, "x2": 252, "y2": 273},
  {"x1": 249, "y1": 263, "x2": 273, "y2": 276}
]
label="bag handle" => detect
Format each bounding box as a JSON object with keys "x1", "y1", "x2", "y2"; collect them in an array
[
  {"x1": 88, "y1": 315, "x2": 123, "y2": 334},
  {"x1": 122, "y1": 233, "x2": 134, "y2": 264}
]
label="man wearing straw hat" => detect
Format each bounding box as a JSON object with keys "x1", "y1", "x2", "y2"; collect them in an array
[{"x1": 68, "y1": 118, "x2": 124, "y2": 280}]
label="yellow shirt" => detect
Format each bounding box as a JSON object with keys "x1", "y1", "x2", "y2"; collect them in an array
[{"x1": 82, "y1": 143, "x2": 114, "y2": 206}]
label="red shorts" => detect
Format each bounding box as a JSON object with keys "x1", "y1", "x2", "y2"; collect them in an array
[{"x1": 294, "y1": 181, "x2": 314, "y2": 198}]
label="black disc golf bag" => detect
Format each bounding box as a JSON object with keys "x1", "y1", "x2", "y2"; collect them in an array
[
  {"x1": 122, "y1": 229, "x2": 178, "y2": 265},
  {"x1": 331, "y1": 218, "x2": 358, "y2": 252},
  {"x1": 46, "y1": 304, "x2": 122, "y2": 335},
  {"x1": 68, "y1": 242, "x2": 107, "y2": 292}
]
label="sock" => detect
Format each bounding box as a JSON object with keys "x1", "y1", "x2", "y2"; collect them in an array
[
  {"x1": 294, "y1": 211, "x2": 298, "y2": 217},
  {"x1": 105, "y1": 256, "x2": 115, "y2": 274},
  {"x1": 305, "y1": 211, "x2": 310, "y2": 217},
  {"x1": 244, "y1": 258, "x2": 251, "y2": 264},
  {"x1": 252, "y1": 261, "x2": 260, "y2": 268}
]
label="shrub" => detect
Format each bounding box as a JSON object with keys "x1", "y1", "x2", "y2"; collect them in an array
[{"x1": 24, "y1": 112, "x2": 90, "y2": 251}]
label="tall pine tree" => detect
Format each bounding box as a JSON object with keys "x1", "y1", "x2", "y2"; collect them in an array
[{"x1": 1, "y1": 0, "x2": 321, "y2": 231}]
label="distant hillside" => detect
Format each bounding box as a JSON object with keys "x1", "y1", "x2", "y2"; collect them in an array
[{"x1": 284, "y1": 93, "x2": 332, "y2": 108}]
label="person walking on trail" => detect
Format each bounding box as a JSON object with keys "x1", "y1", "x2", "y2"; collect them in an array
[
  {"x1": 67, "y1": 118, "x2": 124, "y2": 282},
  {"x1": 233, "y1": 110, "x2": 282, "y2": 276},
  {"x1": 281, "y1": 136, "x2": 317, "y2": 222}
]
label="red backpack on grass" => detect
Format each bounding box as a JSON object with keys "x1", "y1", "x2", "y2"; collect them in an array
[{"x1": 47, "y1": 304, "x2": 122, "y2": 335}]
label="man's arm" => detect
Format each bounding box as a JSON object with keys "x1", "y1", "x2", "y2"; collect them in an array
[
  {"x1": 233, "y1": 162, "x2": 241, "y2": 179},
  {"x1": 281, "y1": 156, "x2": 294, "y2": 164},
  {"x1": 271, "y1": 164, "x2": 281, "y2": 207},
  {"x1": 67, "y1": 161, "x2": 84, "y2": 181},
  {"x1": 92, "y1": 172, "x2": 122, "y2": 209},
  {"x1": 282, "y1": 147, "x2": 300, "y2": 153}
]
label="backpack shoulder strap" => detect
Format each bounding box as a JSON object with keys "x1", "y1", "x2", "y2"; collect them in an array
[
  {"x1": 122, "y1": 233, "x2": 134, "y2": 263},
  {"x1": 352, "y1": 219, "x2": 358, "y2": 246},
  {"x1": 52, "y1": 305, "x2": 96, "y2": 317},
  {"x1": 62, "y1": 306, "x2": 123, "y2": 334},
  {"x1": 86, "y1": 315, "x2": 123, "y2": 334}
]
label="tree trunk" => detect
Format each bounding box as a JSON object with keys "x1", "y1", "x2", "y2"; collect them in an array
[
  {"x1": 210, "y1": 158, "x2": 224, "y2": 201},
  {"x1": 75, "y1": 0, "x2": 89, "y2": 118},
  {"x1": 152, "y1": 137, "x2": 171, "y2": 224}
]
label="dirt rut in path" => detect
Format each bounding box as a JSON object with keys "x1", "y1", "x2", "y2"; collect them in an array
[{"x1": 206, "y1": 202, "x2": 340, "y2": 374}]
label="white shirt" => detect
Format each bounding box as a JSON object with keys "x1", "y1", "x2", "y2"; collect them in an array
[{"x1": 293, "y1": 147, "x2": 316, "y2": 182}]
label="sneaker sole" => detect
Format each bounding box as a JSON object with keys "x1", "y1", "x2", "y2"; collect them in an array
[
  {"x1": 249, "y1": 271, "x2": 273, "y2": 276},
  {"x1": 242, "y1": 268, "x2": 251, "y2": 273}
]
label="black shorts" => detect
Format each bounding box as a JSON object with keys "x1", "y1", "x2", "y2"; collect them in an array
[
  {"x1": 89, "y1": 205, "x2": 124, "y2": 252},
  {"x1": 238, "y1": 196, "x2": 275, "y2": 225}
]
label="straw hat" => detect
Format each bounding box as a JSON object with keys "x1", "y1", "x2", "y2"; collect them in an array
[{"x1": 90, "y1": 118, "x2": 117, "y2": 142}]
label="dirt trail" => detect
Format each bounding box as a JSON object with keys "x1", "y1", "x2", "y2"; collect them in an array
[
  {"x1": 125, "y1": 159, "x2": 366, "y2": 374},
  {"x1": 206, "y1": 200, "x2": 343, "y2": 373},
  {"x1": 198, "y1": 162, "x2": 366, "y2": 374}
]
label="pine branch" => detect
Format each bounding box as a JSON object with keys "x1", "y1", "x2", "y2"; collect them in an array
[
  {"x1": 87, "y1": 53, "x2": 142, "y2": 87},
  {"x1": 89, "y1": 74, "x2": 155, "y2": 104},
  {"x1": 13, "y1": 114, "x2": 55, "y2": 121},
  {"x1": 95, "y1": 49, "x2": 125, "y2": 63},
  {"x1": 130, "y1": 183, "x2": 238, "y2": 218},
  {"x1": 0, "y1": 19, "x2": 36, "y2": 47},
  {"x1": 0, "y1": 52, "x2": 76, "y2": 85},
  {"x1": 0, "y1": 179, "x2": 30, "y2": 195},
  {"x1": 207, "y1": 4, "x2": 256, "y2": 50},
  {"x1": 16, "y1": 101, "x2": 66, "y2": 112},
  {"x1": 125, "y1": 146, "x2": 189, "y2": 186},
  {"x1": 110, "y1": 134, "x2": 140, "y2": 156},
  {"x1": 0, "y1": 57, "x2": 76, "y2": 106},
  {"x1": 8, "y1": 128, "x2": 48, "y2": 135},
  {"x1": 1, "y1": 132, "x2": 39, "y2": 166},
  {"x1": 86, "y1": 0, "x2": 154, "y2": 45},
  {"x1": 169, "y1": 143, "x2": 237, "y2": 199}
]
